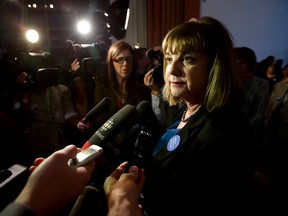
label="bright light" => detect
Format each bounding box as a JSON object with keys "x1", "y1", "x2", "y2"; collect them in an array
[
  {"x1": 26, "y1": 29, "x2": 39, "y2": 43},
  {"x1": 77, "y1": 20, "x2": 91, "y2": 35},
  {"x1": 134, "y1": 43, "x2": 140, "y2": 49},
  {"x1": 124, "y1": 8, "x2": 130, "y2": 30}
]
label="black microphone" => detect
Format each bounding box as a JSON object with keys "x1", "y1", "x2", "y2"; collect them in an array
[
  {"x1": 81, "y1": 104, "x2": 139, "y2": 152},
  {"x1": 119, "y1": 102, "x2": 160, "y2": 172},
  {"x1": 124, "y1": 130, "x2": 153, "y2": 172},
  {"x1": 121, "y1": 101, "x2": 161, "y2": 148},
  {"x1": 122, "y1": 101, "x2": 163, "y2": 171},
  {"x1": 68, "y1": 105, "x2": 138, "y2": 167},
  {"x1": 136, "y1": 101, "x2": 163, "y2": 137},
  {"x1": 84, "y1": 97, "x2": 111, "y2": 123}
]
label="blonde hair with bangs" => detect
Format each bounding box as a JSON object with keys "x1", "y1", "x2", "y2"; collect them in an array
[{"x1": 162, "y1": 17, "x2": 243, "y2": 112}]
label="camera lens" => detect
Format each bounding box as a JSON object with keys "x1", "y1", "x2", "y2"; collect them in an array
[{"x1": 152, "y1": 64, "x2": 164, "y2": 84}]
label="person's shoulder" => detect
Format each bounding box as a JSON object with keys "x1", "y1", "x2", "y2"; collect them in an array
[
  {"x1": 272, "y1": 80, "x2": 288, "y2": 91},
  {"x1": 278, "y1": 80, "x2": 288, "y2": 87},
  {"x1": 209, "y1": 106, "x2": 248, "y2": 125},
  {"x1": 252, "y1": 75, "x2": 270, "y2": 87},
  {"x1": 252, "y1": 75, "x2": 267, "y2": 82},
  {"x1": 210, "y1": 105, "x2": 243, "y2": 115},
  {"x1": 208, "y1": 107, "x2": 253, "y2": 139}
]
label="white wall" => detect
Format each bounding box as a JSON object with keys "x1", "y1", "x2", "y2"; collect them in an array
[
  {"x1": 111, "y1": 0, "x2": 148, "y2": 49},
  {"x1": 200, "y1": 0, "x2": 288, "y2": 65},
  {"x1": 125, "y1": 0, "x2": 147, "y2": 48}
]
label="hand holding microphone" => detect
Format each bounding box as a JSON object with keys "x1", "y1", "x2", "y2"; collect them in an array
[
  {"x1": 70, "y1": 101, "x2": 158, "y2": 170},
  {"x1": 77, "y1": 97, "x2": 111, "y2": 132},
  {"x1": 77, "y1": 121, "x2": 94, "y2": 132},
  {"x1": 69, "y1": 104, "x2": 139, "y2": 167},
  {"x1": 67, "y1": 145, "x2": 104, "y2": 167}
]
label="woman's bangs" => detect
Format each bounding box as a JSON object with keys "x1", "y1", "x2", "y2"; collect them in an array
[{"x1": 164, "y1": 29, "x2": 208, "y2": 54}]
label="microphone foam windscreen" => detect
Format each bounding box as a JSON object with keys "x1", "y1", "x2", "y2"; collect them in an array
[
  {"x1": 82, "y1": 104, "x2": 139, "y2": 155},
  {"x1": 85, "y1": 97, "x2": 111, "y2": 122}
]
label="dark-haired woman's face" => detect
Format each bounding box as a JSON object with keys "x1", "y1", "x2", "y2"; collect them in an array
[
  {"x1": 112, "y1": 49, "x2": 133, "y2": 79},
  {"x1": 165, "y1": 51, "x2": 209, "y2": 102}
]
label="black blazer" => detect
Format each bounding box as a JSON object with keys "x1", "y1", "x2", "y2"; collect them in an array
[{"x1": 142, "y1": 105, "x2": 256, "y2": 215}]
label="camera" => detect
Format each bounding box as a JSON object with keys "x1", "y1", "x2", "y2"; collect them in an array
[
  {"x1": 146, "y1": 48, "x2": 164, "y2": 84},
  {"x1": 66, "y1": 40, "x2": 102, "y2": 64},
  {"x1": 34, "y1": 68, "x2": 62, "y2": 87},
  {"x1": 82, "y1": 57, "x2": 105, "y2": 78},
  {"x1": 14, "y1": 50, "x2": 51, "y2": 86},
  {"x1": 152, "y1": 63, "x2": 164, "y2": 84},
  {"x1": 66, "y1": 40, "x2": 105, "y2": 78}
]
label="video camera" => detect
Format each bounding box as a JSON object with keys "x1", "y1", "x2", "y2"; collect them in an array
[
  {"x1": 66, "y1": 40, "x2": 105, "y2": 77},
  {"x1": 146, "y1": 48, "x2": 164, "y2": 84},
  {"x1": 14, "y1": 50, "x2": 51, "y2": 86}
]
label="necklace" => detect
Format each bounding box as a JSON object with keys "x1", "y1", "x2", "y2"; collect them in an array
[{"x1": 181, "y1": 105, "x2": 201, "y2": 122}]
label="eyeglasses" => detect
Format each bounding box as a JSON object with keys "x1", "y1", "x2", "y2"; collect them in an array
[{"x1": 113, "y1": 57, "x2": 133, "y2": 64}]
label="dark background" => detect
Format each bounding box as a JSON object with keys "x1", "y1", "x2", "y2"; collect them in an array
[{"x1": 0, "y1": 0, "x2": 129, "y2": 59}]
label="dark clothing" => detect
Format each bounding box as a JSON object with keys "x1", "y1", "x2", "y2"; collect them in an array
[
  {"x1": 264, "y1": 80, "x2": 288, "y2": 203},
  {"x1": 265, "y1": 80, "x2": 288, "y2": 145},
  {"x1": 241, "y1": 76, "x2": 270, "y2": 142},
  {"x1": 94, "y1": 79, "x2": 152, "y2": 125},
  {"x1": 142, "y1": 106, "x2": 256, "y2": 215},
  {"x1": 87, "y1": 77, "x2": 152, "y2": 189},
  {"x1": 0, "y1": 203, "x2": 35, "y2": 216}
]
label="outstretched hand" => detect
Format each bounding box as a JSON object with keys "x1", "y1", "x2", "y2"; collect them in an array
[
  {"x1": 104, "y1": 162, "x2": 145, "y2": 216},
  {"x1": 16, "y1": 145, "x2": 95, "y2": 216}
]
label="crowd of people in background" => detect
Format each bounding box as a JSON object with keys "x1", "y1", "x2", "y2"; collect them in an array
[{"x1": 0, "y1": 16, "x2": 288, "y2": 215}]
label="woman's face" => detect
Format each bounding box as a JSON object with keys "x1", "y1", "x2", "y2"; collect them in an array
[
  {"x1": 165, "y1": 51, "x2": 209, "y2": 102},
  {"x1": 113, "y1": 49, "x2": 134, "y2": 79}
]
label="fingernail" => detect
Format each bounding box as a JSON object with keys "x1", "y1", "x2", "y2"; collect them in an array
[{"x1": 130, "y1": 165, "x2": 138, "y2": 172}]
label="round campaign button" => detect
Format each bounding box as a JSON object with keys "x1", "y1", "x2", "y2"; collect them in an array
[{"x1": 167, "y1": 135, "x2": 181, "y2": 152}]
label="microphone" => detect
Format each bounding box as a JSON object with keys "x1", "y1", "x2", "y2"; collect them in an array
[
  {"x1": 119, "y1": 101, "x2": 162, "y2": 165},
  {"x1": 120, "y1": 101, "x2": 161, "y2": 147},
  {"x1": 136, "y1": 101, "x2": 163, "y2": 137},
  {"x1": 73, "y1": 102, "x2": 161, "y2": 168},
  {"x1": 81, "y1": 104, "x2": 139, "y2": 153},
  {"x1": 68, "y1": 105, "x2": 138, "y2": 167},
  {"x1": 122, "y1": 101, "x2": 161, "y2": 172},
  {"x1": 124, "y1": 130, "x2": 153, "y2": 172},
  {"x1": 83, "y1": 97, "x2": 111, "y2": 123}
]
